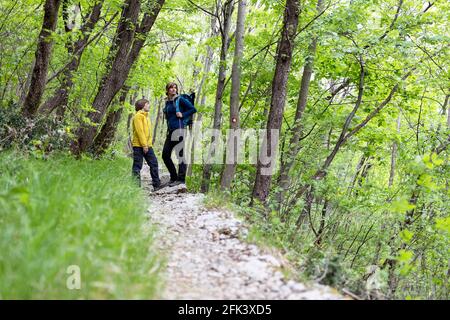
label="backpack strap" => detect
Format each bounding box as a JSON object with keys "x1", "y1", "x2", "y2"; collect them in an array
[
  {"x1": 176, "y1": 96, "x2": 189, "y2": 128},
  {"x1": 175, "y1": 96, "x2": 181, "y2": 114},
  {"x1": 174, "y1": 96, "x2": 183, "y2": 129}
]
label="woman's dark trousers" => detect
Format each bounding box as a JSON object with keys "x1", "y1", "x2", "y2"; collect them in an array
[{"x1": 162, "y1": 129, "x2": 186, "y2": 182}]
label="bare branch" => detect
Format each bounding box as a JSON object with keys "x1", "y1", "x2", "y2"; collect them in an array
[
  {"x1": 46, "y1": 12, "x2": 119, "y2": 84},
  {"x1": 187, "y1": 0, "x2": 218, "y2": 18},
  {"x1": 377, "y1": 0, "x2": 403, "y2": 43}
]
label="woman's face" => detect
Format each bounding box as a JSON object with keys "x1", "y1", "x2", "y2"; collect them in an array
[{"x1": 168, "y1": 85, "x2": 177, "y2": 96}]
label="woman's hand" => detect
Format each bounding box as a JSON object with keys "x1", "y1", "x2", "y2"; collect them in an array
[{"x1": 176, "y1": 112, "x2": 183, "y2": 118}]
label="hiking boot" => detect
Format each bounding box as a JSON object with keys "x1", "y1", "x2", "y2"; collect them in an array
[
  {"x1": 153, "y1": 184, "x2": 165, "y2": 191},
  {"x1": 169, "y1": 180, "x2": 185, "y2": 187}
]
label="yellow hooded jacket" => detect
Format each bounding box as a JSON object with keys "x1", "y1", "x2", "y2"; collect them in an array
[{"x1": 132, "y1": 110, "x2": 153, "y2": 148}]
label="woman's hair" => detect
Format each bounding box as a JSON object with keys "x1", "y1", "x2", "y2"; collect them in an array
[
  {"x1": 165, "y1": 82, "x2": 178, "y2": 96},
  {"x1": 135, "y1": 98, "x2": 149, "y2": 111}
]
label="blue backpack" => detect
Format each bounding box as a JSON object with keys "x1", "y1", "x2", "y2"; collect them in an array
[{"x1": 175, "y1": 93, "x2": 196, "y2": 129}]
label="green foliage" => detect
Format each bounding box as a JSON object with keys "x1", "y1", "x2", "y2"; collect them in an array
[
  {"x1": 1, "y1": 0, "x2": 448, "y2": 300},
  {"x1": 0, "y1": 103, "x2": 71, "y2": 153},
  {"x1": 0, "y1": 152, "x2": 162, "y2": 298}
]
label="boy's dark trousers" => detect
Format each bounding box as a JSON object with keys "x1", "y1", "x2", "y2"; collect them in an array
[
  {"x1": 162, "y1": 129, "x2": 186, "y2": 182},
  {"x1": 132, "y1": 147, "x2": 161, "y2": 187}
]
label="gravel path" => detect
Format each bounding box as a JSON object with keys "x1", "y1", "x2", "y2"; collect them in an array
[{"x1": 143, "y1": 172, "x2": 344, "y2": 300}]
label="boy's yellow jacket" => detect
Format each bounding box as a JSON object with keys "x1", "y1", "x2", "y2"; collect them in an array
[{"x1": 132, "y1": 110, "x2": 153, "y2": 148}]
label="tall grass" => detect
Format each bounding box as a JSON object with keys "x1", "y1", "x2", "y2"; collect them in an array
[{"x1": 0, "y1": 151, "x2": 162, "y2": 299}]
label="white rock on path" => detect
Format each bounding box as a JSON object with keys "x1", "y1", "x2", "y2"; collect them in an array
[{"x1": 141, "y1": 168, "x2": 345, "y2": 300}]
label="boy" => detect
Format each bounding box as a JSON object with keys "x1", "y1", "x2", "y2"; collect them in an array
[{"x1": 132, "y1": 98, "x2": 161, "y2": 190}]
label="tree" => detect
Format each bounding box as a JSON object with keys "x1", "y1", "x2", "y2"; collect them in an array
[
  {"x1": 388, "y1": 113, "x2": 401, "y2": 187},
  {"x1": 251, "y1": 0, "x2": 300, "y2": 204},
  {"x1": 201, "y1": 0, "x2": 235, "y2": 192},
  {"x1": 71, "y1": 0, "x2": 165, "y2": 156},
  {"x1": 276, "y1": 0, "x2": 325, "y2": 207},
  {"x1": 39, "y1": 1, "x2": 105, "y2": 118},
  {"x1": 22, "y1": 0, "x2": 61, "y2": 118},
  {"x1": 220, "y1": 0, "x2": 247, "y2": 190},
  {"x1": 91, "y1": 86, "x2": 130, "y2": 155}
]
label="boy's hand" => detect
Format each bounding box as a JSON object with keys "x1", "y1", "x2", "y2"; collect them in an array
[
  {"x1": 176, "y1": 112, "x2": 183, "y2": 118},
  {"x1": 143, "y1": 147, "x2": 149, "y2": 154}
]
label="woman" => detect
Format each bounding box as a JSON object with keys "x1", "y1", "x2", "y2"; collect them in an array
[{"x1": 162, "y1": 82, "x2": 196, "y2": 187}]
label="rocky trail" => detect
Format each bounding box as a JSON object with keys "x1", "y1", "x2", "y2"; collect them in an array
[{"x1": 142, "y1": 169, "x2": 345, "y2": 300}]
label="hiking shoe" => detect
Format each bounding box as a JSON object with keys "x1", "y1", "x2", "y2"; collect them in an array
[
  {"x1": 153, "y1": 184, "x2": 165, "y2": 191},
  {"x1": 169, "y1": 180, "x2": 185, "y2": 187}
]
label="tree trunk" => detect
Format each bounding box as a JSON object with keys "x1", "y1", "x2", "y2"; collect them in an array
[
  {"x1": 345, "y1": 154, "x2": 373, "y2": 197},
  {"x1": 447, "y1": 97, "x2": 450, "y2": 128},
  {"x1": 389, "y1": 114, "x2": 401, "y2": 187},
  {"x1": 39, "y1": 1, "x2": 103, "y2": 117},
  {"x1": 315, "y1": 198, "x2": 329, "y2": 246},
  {"x1": 152, "y1": 97, "x2": 163, "y2": 145},
  {"x1": 22, "y1": 0, "x2": 61, "y2": 118},
  {"x1": 296, "y1": 185, "x2": 314, "y2": 229},
  {"x1": 355, "y1": 156, "x2": 372, "y2": 195},
  {"x1": 348, "y1": 154, "x2": 367, "y2": 195},
  {"x1": 19, "y1": 60, "x2": 35, "y2": 106},
  {"x1": 187, "y1": 12, "x2": 218, "y2": 177},
  {"x1": 220, "y1": 0, "x2": 247, "y2": 190},
  {"x1": 315, "y1": 62, "x2": 366, "y2": 179},
  {"x1": 201, "y1": 0, "x2": 234, "y2": 192},
  {"x1": 195, "y1": 12, "x2": 218, "y2": 106},
  {"x1": 71, "y1": 0, "x2": 165, "y2": 156},
  {"x1": 92, "y1": 86, "x2": 130, "y2": 155},
  {"x1": 187, "y1": 113, "x2": 203, "y2": 176},
  {"x1": 126, "y1": 92, "x2": 138, "y2": 155},
  {"x1": 251, "y1": 0, "x2": 300, "y2": 204},
  {"x1": 276, "y1": 0, "x2": 324, "y2": 207}
]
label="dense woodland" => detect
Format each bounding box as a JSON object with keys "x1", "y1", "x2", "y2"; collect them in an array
[{"x1": 0, "y1": 0, "x2": 449, "y2": 299}]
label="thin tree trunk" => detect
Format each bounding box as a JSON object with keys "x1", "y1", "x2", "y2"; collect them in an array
[
  {"x1": 19, "y1": 60, "x2": 35, "y2": 106},
  {"x1": 251, "y1": 0, "x2": 300, "y2": 204},
  {"x1": 126, "y1": 92, "x2": 138, "y2": 155},
  {"x1": 348, "y1": 154, "x2": 367, "y2": 195},
  {"x1": 126, "y1": 113, "x2": 133, "y2": 154},
  {"x1": 187, "y1": 113, "x2": 203, "y2": 176},
  {"x1": 389, "y1": 114, "x2": 401, "y2": 187},
  {"x1": 296, "y1": 185, "x2": 314, "y2": 229},
  {"x1": 315, "y1": 198, "x2": 329, "y2": 246},
  {"x1": 71, "y1": 0, "x2": 165, "y2": 156},
  {"x1": 22, "y1": 0, "x2": 61, "y2": 118},
  {"x1": 201, "y1": 0, "x2": 234, "y2": 192},
  {"x1": 315, "y1": 61, "x2": 366, "y2": 179},
  {"x1": 196, "y1": 47, "x2": 214, "y2": 105},
  {"x1": 221, "y1": 0, "x2": 247, "y2": 190},
  {"x1": 347, "y1": 154, "x2": 372, "y2": 197},
  {"x1": 195, "y1": 12, "x2": 218, "y2": 106},
  {"x1": 447, "y1": 97, "x2": 450, "y2": 128},
  {"x1": 152, "y1": 97, "x2": 163, "y2": 145},
  {"x1": 187, "y1": 12, "x2": 218, "y2": 177},
  {"x1": 355, "y1": 156, "x2": 372, "y2": 196},
  {"x1": 276, "y1": 0, "x2": 324, "y2": 206}
]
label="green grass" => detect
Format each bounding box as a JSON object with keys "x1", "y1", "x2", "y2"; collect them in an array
[{"x1": 0, "y1": 151, "x2": 162, "y2": 299}]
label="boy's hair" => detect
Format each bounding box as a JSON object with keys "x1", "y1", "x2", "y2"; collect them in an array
[
  {"x1": 165, "y1": 82, "x2": 178, "y2": 96},
  {"x1": 135, "y1": 98, "x2": 149, "y2": 111}
]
